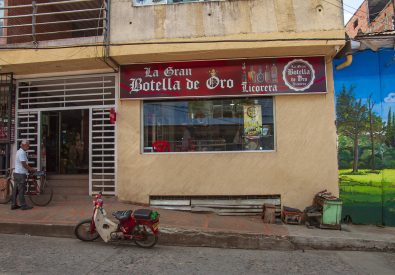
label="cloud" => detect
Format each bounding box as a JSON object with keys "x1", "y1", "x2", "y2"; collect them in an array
[{"x1": 384, "y1": 93, "x2": 395, "y2": 103}]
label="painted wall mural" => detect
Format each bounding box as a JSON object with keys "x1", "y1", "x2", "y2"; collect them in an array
[{"x1": 334, "y1": 49, "x2": 395, "y2": 226}]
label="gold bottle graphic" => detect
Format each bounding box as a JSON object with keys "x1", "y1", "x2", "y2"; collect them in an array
[
  {"x1": 264, "y1": 65, "x2": 271, "y2": 83},
  {"x1": 247, "y1": 66, "x2": 256, "y2": 83},
  {"x1": 271, "y1": 63, "x2": 278, "y2": 83}
]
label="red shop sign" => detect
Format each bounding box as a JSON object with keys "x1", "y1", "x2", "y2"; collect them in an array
[{"x1": 120, "y1": 56, "x2": 326, "y2": 99}]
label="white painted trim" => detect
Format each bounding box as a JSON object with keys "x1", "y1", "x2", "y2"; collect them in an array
[
  {"x1": 37, "y1": 112, "x2": 41, "y2": 171},
  {"x1": 113, "y1": 73, "x2": 119, "y2": 196}
]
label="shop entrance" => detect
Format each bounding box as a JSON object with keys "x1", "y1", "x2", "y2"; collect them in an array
[
  {"x1": 17, "y1": 74, "x2": 117, "y2": 195},
  {"x1": 41, "y1": 110, "x2": 89, "y2": 174}
]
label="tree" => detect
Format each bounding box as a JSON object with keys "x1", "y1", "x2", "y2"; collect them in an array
[
  {"x1": 385, "y1": 108, "x2": 395, "y2": 148},
  {"x1": 366, "y1": 95, "x2": 384, "y2": 170},
  {"x1": 336, "y1": 85, "x2": 369, "y2": 173},
  {"x1": 385, "y1": 108, "x2": 392, "y2": 147}
]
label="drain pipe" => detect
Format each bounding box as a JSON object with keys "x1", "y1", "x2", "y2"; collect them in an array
[
  {"x1": 103, "y1": 0, "x2": 119, "y2": 72},
  {"x1": 336, "y1": 54, "x2": 353, "y2": 70},
  {"x1": 336, "y1": 40, "x2": 362, "y2": 70}
]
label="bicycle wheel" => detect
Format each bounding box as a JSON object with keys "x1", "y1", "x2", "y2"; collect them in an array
[
  {"x1": 74, "y1": 219, "x2": 100, "y2": 241},
  {"x1": 28, "y1": 176, "x2": 53, "y2": 206},
  {"x1": 133, "y1": 225, "x2": 158, "y2": 248},
  {"x1": 0, "y1": 178, "x2": 13, "y2": 204}
]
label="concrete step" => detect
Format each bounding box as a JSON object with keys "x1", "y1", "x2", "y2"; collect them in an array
[
  {"x1": 48, "y1": 179, "x2": 88, "y2": 187},
  {"x1": 51, "y1": 194, "x2": 93, "y2": 202},
  {"x1": 51, "y1": 186, "x2": 89, "y2": 196},
  {"x1": 46, "y1": 174, "x2": 89, "y2": 180},
  {"x1": 51, "y1": 194, "x2": 117, "y2": 202}
]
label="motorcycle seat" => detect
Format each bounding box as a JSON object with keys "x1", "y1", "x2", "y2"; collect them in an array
[
  {"x1": 133, "y1": 209, "x2": 152, "y2": 220},
  {"x1": 112, "y1": 210, "x2": 132, "y2": 221}
]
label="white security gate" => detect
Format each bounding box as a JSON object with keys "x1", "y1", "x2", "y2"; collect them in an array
[
  {"x1": 16, "y1": 74, "x2": 117, "y2": 196},
  {"x1": 16, "y1": 112, "x2": 40, "y2": 168},
  {"x1": 90, "y1": 107, "x2": 116, "y2": 195}
]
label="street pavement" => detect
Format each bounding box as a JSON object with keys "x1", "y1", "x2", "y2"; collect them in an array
[
  {"x1": 1, "y1": 197, "x2": 395, "y2": 251},
  {"x1": 1, "y1": 234, "x2": 395, "y2": 275}
]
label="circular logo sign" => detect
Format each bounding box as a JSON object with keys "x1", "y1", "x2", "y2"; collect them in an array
[{"x1": 282, "y1": 59, "x2": 315, "y2": 92}]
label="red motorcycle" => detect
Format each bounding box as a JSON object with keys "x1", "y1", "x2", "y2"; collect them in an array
[{"x1": 74, "y1": 192, "x2": 160, "y2": 248}]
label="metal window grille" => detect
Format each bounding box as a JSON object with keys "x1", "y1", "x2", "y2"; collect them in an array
[{"x1": 17, "y1": 74, "x2": 116, "y2": 110}]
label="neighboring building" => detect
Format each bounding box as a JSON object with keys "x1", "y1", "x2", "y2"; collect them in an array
[
  {"x1": 333, "y1": 31, "x2": 395, "y2": 226},
  {"x1": 0, "y1": 0, "x2": 345, "y2": 210},
  {"x1": 346, "y1": 0, "x2": 394, "y2": 38}
]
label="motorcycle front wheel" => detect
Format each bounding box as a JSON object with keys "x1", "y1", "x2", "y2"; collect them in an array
[
  {"x1": 0, "y1": 178, "x2": 13, "y2": 204},
  {"x1": 74, "y1": 219, "x2": 100, "y2": 241},
  {"x1": 134, "y1": 225, "x2": 158, "y2": 248}
]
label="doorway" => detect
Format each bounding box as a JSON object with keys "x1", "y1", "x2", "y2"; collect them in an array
[{"x1": 41, "y1": 110, "x2": 89, "y2": 174}]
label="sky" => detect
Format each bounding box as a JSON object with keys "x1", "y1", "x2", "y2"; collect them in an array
[{"x1": 343, "y1": 0, "x2": 365, "y2": 24}]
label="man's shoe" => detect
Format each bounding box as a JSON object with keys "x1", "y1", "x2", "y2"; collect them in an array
[
  {"x1": 20, "y1": 205, "x2": 33, "y2": 210},
  {"x1": 11, "y1": 205, "x2": 21, "y2": 210}
]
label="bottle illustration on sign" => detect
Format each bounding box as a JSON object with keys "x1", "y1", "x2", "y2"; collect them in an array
[
  {"x1": 264, "y1": 65, "x2": 271, "y2": 83},
  {"x1": 271, "y1": 63, "x2": 278, "y2": 83},
  {"x1": 241, "y1": 63, "x2": 247, "y2": 83},
  {"x1": 247, "y1": 66, "x2": 256, "y2": 83},
  {"x1": 256, "y1": 66, "x2": 265, "y2": 84}
]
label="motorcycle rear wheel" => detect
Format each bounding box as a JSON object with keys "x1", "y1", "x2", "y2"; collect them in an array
[
  {"x1": 134, "y1": 225, "x2": 158, "y2": 248},
  {"x1": 74, "y1": 219, "x2": 100, "y2": 241}
]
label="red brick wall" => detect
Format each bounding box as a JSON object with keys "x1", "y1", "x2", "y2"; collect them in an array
[
  {"x1": 345, "y1": 0, "x2": 370, "y2": 38},
  {"x1": 7, "y1": 0, "x2": 73, "y2": 44},
  {"x1": 346, "y1": 1, "x2": 394, "y2": 37},
  {"x1": 370, "y1": 2, "x2": 394, "y2": 32}
]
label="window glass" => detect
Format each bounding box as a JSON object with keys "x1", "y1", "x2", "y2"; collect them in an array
[
  {"x1": 0, "y1": 0, "x2": 4, "y2": 37},
  {"x1": 143, "y1": 97, "x2": 274, "y2": 153}
]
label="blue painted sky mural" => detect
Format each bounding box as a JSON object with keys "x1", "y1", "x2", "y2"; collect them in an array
[{"x1": 334, "y1": 49, "x2": 395, "y2": 122}]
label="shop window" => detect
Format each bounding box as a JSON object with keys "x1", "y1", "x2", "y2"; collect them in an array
[
  {"x1": 143, "y1": 97, "x2": 275, "y2": 153},
  {"x1": 133, "y1": 0, "x2": 221, "y2": 7}
]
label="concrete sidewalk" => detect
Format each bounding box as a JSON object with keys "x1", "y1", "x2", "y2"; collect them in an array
[{"x1": 0, "y1": 197, "x2": 394, "y2": 252}]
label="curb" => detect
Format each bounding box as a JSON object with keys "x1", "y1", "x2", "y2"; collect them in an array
[
  {"x1": 0, "y1": 222, "x2": 73, "y2": 238},
  {"x1": 1, "y1": 222, "x2": 394, "y2": 252},
  {"x1": 158, "y1": 227, "x2": 293, "y2": 250},
  {"x1": 289, "y1": 235, "x2": 395, "y2": 252}
]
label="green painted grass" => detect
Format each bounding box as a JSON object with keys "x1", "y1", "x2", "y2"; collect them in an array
[{"x1": 339, "y1": 169, "x2": 395, "y2": 225}]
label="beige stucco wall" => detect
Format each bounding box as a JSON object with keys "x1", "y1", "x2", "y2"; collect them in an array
[
  {"x1": 111, "y1": 0, "x2": 343, "y2": 42},
  {"x1": 117, "y1": 58, "x2": 339, "y2": 210}
]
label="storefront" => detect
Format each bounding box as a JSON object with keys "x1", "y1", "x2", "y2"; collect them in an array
[{"x1": 117, "y1": 56, "x2": 339, "y2": 209}]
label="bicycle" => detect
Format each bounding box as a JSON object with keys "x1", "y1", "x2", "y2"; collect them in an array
[{"x1": 0, "y1": 168, "x2": 53, "y2": 206}]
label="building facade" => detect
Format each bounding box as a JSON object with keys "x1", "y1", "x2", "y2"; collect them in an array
[
  {"x1": 345, "y1": 0, "x2": 394, "y2": 38},
  {"x1": 0, "y1": 0, "x2": 345, "y2": 210}
]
